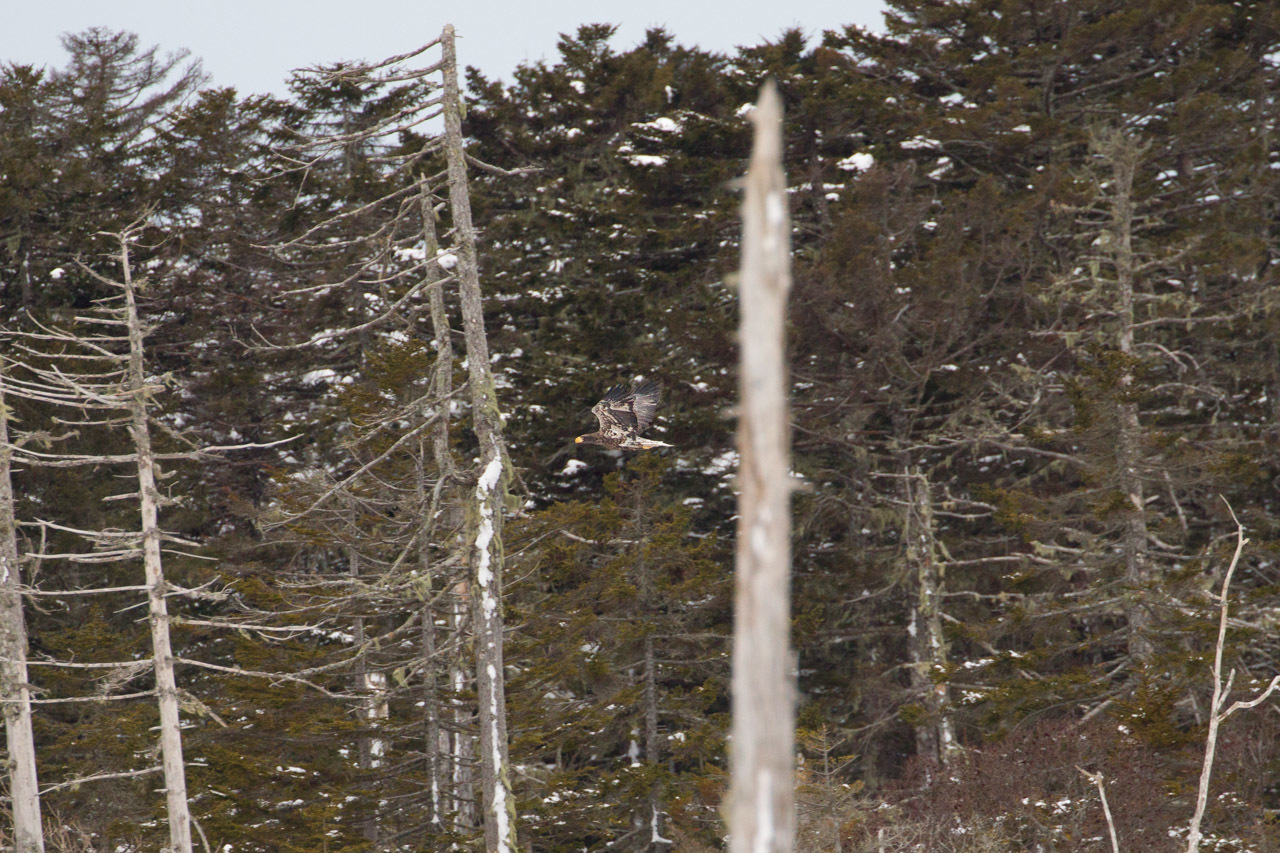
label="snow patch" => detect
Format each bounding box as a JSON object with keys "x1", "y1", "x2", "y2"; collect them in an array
[
  {"x1": 837, "y1": 152, "x2": 875, "y2": 172},
  {"x1": 487, "y1": 660, "x2": 513, "y2": 852},
  {"x1": 705, "y1": 449, "x2": 739, "y2": 476},
  {"x1": 559, "y1": 459, "x2": 588, "y2": 477},
  {"x1": 474, "y1": 456, "x2": 503, "y2": 589},
  {"x1": 628, "y1": 154, "x2": 668, "y2": 167},
  {"x1": 300, "y1": 368, "x2": 338, "y2": 386},
  {"x1": 634, "y1": 116, "x2": 682, "y2": 133},
  {"x1": 478, "y1": 455, "x2": 503, "y2": 492},
  {"x1": 901, "y1": 135, "x2": 940, "y2": 151},
  {"x1": 628, "y1": 738, "x2": 642, "y2": 767}
]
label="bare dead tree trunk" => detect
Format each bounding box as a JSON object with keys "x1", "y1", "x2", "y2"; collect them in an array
[
  {"x1": 633, "y1": 489, "x2": 670, "y2": 850},
  {"x1": 120, "y1": 231, "x2": 193, "y2": 853},
  {"x1": 347, "y1": 548, "x2": 381, "y2": 845},
  {"x1": 449, "y1": 579, "x2": 477, "y2": 833},
  {"x1": 5, "y1": 222, "x2": 286, "y2": 845},
  {"x1": 420, "y1": 183, "x2": 456, "y2": 485},
  {"x1": 20, "y1": 250, "x2": 33, "y2": 313},
  {"x1": 441, "y1": 25, "x2": 518, "y2": 852},
  {"x1": 418, "y1": 192, "x2": 454, "y2": 829},
  {"x1": 902, "y1": 468, "x2": 955, "y2": 766},
  {"x1": 642, "y1": 629, "x2": 670, "y2": 850},
  {"x1": 415, "y1": 436, "x2": 446, "y2": 831},
  {"x1": 266, "y1": 37, "x2": 528, "y2": 845},
  {"x1": 729, "y1": 80, "x2": 796, "y2": 853},
  {"x1": 418, "y1": 560, "x2": 445, "y2": 828},
  {"x1": 0, "y1": 362, "x2": 46, "y2": 853},
  {"x1": 1095, "y1": 129, "x2": 1153, "y2": 666}
]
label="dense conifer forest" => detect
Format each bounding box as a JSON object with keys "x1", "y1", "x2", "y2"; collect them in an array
[{"x1": 3, "y1": 1, "x2": 1280, "y2": 850}]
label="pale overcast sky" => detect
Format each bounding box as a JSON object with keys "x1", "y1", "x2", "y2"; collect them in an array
[{"x1": 3, "y1": 1, "x2": 887, "y2": 96}]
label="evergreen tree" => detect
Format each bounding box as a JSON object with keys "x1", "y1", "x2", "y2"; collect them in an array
[
  {"x1": 509, "y1": 456, "x2": 729, "y2": 851},
  {"x1": 0, "y1": 29, "x2": 205, "y2": 315}
]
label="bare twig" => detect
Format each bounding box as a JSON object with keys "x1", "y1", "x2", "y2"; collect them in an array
[
  {"x1": 39, "y1": 765, "x2": 163, "y2": 795},
  {"x1": 1077, "y1": 767, "x2": 1120, "y2": 853}
]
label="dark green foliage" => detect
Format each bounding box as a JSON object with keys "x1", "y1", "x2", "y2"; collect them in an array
[{"x1": 508, "y1": 455, "x2": 729, "y2": 850}]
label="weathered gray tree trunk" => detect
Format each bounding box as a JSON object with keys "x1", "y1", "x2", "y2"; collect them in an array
[
  {"x1": 414, "y1": 427, "x2": 446, "y2": 831},
  {"x1": 1095, "y1": 129, "x2": 1153, "y2": 666},
  {"x1": 633, "y1": 489, "x2": 670, "y2": 850},
  {"x1": 417, "y1": 191, "x2": 454, "y2": 828},
  {"x1": 902, "y1": 468, "x2": 955, "y2": 766},
  {"x1": 0, "y1": 363, "x2": 46, "y2": 853},
  {"x1": 642, "y1": 630, "x2": 665, "y2": 847},
  {"x1": 441, "y1": 24, "x2": 518, "y2": 853},
  {"x1": 728, "y1": 80, "x2": 796, "y2": 853},
  {"x1": 449, "y1": 581, "x2": 477, "y2": 832},
  {"x1": 120, "y1": 234, "x2": 193, "y2": 853},
  {"x1": 417, "y1": 549, "x2": 445, "y2": 828},
  {"x1": 348, "y1": 548, "x2": 382, "y2": 846},
  {"x1": 419, "y1": 183, "x2": 456, "y2": 486}
]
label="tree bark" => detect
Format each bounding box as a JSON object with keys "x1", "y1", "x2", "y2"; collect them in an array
[
  {"x1": 449, "y1": 579, "x2": 477, "y2": 833},
  {"x1": 348, "y1": 549, "x2": 381, "y2": 845},
  {"x1": 419, "y1": 569, "x2": 444, "y2": 828},
  {"x1": 417, "y1": 195, "x2": 453, "y2": 828},
  {"x1": 121, "y1": 235, "x2": 193, "y2": 853},
  {"x1": 0, "y1": 362, "x2": 46, "y2": 852},
  {"x1": 902, "y1": 467, "x2": 955, "y2": 766},
  {"x1": 729, "y1": 80, "x2": 796, "y2": 853},
  {"x1": 441, "y1": 24, "x2": 518, "y2": 853},
  {"x1": 1097, "y1": 129, "x2": 1153, "y2": 666},
  {"x1": 419, "y1": 181, "x2": 456, "y2": 484},
  {"x1": 415, "y1": 437, "x2": 446, "y2": 830},
  {"x1": 635, "y1": 489, "x2": 670, "y2": 849}
]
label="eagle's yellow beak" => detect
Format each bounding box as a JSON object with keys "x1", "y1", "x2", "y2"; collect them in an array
[{"x1": 574, "y1": 436, "x2": 584, "y2": 444}]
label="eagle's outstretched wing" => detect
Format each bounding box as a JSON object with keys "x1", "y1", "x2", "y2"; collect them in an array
[
  {"x1": 627, "y1": 380, "x2": 662, "y2": 431},
  {"x1": 591, "y1": 380, "x2": 662, "y2": 438}
]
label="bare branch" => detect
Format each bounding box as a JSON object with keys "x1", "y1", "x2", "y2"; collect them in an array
[
  {"x1": 40, "y1": 765, "x2": 163, "y2": 796},
  {"x1": 1187, "y1": 501, "x2": 1251, "y2": 852},
  {"x1": 1077, "y1": 767, "x2": 1120, "y2": 853}
]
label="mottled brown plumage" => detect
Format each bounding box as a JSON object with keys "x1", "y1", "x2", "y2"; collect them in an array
[{"x1": 575, "y1": 380, "x2": 672, "y2": 450}]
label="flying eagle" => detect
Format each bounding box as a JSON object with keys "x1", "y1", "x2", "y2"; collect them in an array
[{"x1": 575, "y1": 380, "x2": 672, "y2": 450}]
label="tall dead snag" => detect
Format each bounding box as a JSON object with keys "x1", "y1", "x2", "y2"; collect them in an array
[
  {"x1": 902, "y1": 468, "x2": 955, "y2": 766},
  {"x1": 416, "y1": 189, "x2": 452, "y2": 828},
  {"x1": 265, "y1": 30, "x2": 527, "y2": 844},
  {"x1": 0, "y1": 361, "x2": 45, "y2": 853},
  {"x1": 441, "y1": 24, "x2": 519, "y2": 853},
  {"x1": 117, "y1": 225, "x2": 194, "y2": 853},
  {"x1": 1, "y1": 219, "x2": 276, "y2": 849},
  {"x1": 729, "y1": 80, "x2": 796, "y2": 853},
  {"x1": 1094, "y1": 129, "x2": 1154, "y2": 666}
]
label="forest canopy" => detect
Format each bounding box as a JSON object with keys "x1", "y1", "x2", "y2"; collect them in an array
[{"x1": 3, "y1": 3, "x2": 1280, "y2": 850}]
